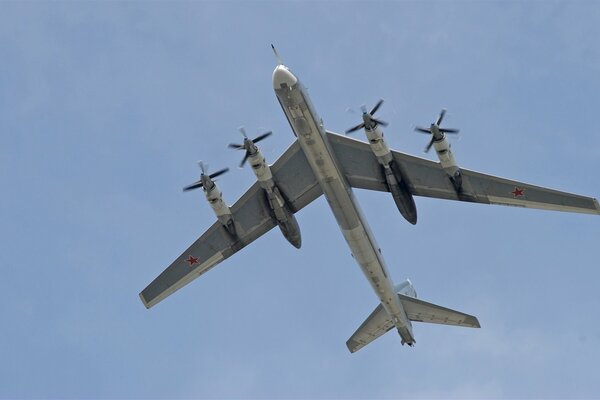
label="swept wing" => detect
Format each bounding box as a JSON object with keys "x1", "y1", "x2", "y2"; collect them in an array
[
  {"x1": 140, "y1": 140, "x2": 322, "y2": 308},
  {"x1": 327, "y1": 131, "x2": 600, "y2": 214}
]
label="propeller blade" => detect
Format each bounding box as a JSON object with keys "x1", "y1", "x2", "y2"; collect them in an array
[
  {"x1": 370, "y1": 99, "x2": 384, "y2": 115},
  {"x1": 228, "y1": 143, "x2": 244, "y2": 149},
  {"x1": 436, "y1": 109, "x2": 446, "y2": 126},
  {"x1": 345, "y1": 123, "x2": 365, "y2": 134},
  {"x1": 440, "y1": 128, "x2": 460, "y2": 134},
  {"x1": 183, "y1": 180, "x2": 204, "y2": 192},
  {"x1": 372, "y1": 118, "x2": 388, "y2": 127},
  {"x1": 253, "y1": 131, "x2": 272, "y2": 143},
  {"x1": 239, "y1": 152, "x2": 250, "y2": 168},
  {"x1": 209, "y1": 167, "x2": 229, "y2": 179},
  {"x1": 415, "y1": 127, "x2": 432, "y2": 134},
  {"x1": 238, "y1": 126, "x2": 248, "y2": 138},
  {"x1": 424, "y1": 138, "x2": 435, "y2": 153}
]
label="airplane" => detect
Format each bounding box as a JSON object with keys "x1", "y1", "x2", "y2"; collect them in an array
[{"x1": 139, "y1": 46, "x2": 600, "y2": 353}]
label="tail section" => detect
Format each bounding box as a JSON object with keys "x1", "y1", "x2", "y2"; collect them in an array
[{"x1": 346, "y1": 280, "x2": 480, "y2": 353}]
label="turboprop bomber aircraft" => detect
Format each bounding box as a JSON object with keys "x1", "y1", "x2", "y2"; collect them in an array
[{"x1": 140, "y1": 48, "x2": 600, "y2": 353}]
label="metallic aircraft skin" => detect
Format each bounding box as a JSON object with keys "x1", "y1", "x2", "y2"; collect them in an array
[
  {"x1": 139, "y1": 54, "x2": 599, "y2": 352},
  {"x1": 272, "y1": 65, "x2": 415, "y2": 344}
]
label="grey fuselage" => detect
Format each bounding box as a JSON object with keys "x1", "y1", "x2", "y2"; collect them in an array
[{"x1": 272, "y1": 65, "x2": 415, "y2": 344}]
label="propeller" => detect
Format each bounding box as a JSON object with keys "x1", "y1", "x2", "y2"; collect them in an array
[
  {"x1": 345, "y1": 99, "x2": 389, "y2": 134},
  {"x1": 414, "y1": 109, "x2": 460, "y2": 153},
  {"x1": 183, "y1": 161, "x2": 229, "y2": 192},
  {"x1": 228, "y1": 127, "x2": 273, "y2": 167}
]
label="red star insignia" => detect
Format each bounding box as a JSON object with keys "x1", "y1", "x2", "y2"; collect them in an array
[
  {"x1": 511, "y1": 187, "x2": 525, "y2": 197},
  {"x1": 186, "y1": 255, "x2": 199, "y2": 266}
]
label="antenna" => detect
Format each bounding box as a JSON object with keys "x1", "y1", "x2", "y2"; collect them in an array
[{"x1": 271, "y1": 44, "x2": 282, "y2": 66}]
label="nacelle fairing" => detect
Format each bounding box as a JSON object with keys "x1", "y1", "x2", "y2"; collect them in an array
[
  {"x1": 346, "y1": 99, "x2": 417, "y2": 224},
  {"x1": 231, "y1": 129, "x2": 302, "y2": 248},
  {"x1": 203, "y1": 181, "x2": 236, "y2": 236},
  {"x1": 183, "y1": 164, "x2": 236, "y2": 236},
  {"x1": 416, "y1": 109, "x2": 463, "y2": 192},
  {"x1": 266, "y1": 186, "x2": 301, "y2": 249},
  {"x1": 247, "y1": 149, "x2": 273, "y2": 183}
]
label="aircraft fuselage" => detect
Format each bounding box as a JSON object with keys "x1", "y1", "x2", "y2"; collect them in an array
[{"x1": 272, "y1": 65, "x2": 415, "y2": 344}]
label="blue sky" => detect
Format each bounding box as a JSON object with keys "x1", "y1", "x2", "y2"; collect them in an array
[{"x1": 1, "y1": 1, "x2": 599, "y2": 398}]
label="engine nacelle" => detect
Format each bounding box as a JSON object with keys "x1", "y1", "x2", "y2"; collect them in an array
[
  {"x1": 266, "y1": 185, "x2": 302, "y2": 248},
  {"x1": 363, "y1": 125, "x2": 418, "y2": 225},
  {"x1": 384, "y1": 164, "x2": 418, "y2": 225},
  {"x1": 204, "y1": 184, "x2": 236, "y2": 236},
  {"x1": 416, "y1": 109, "x2": 463, "y2": 192},
  {"x1": 237, "y1": 138, "x2": 302, "y2": 249},
  {"x1": 365, "y1": 125, "x2": 393, "y2": 165},
  {"x1": 430, "y1": 124, "x2": 463, "y2": 193},
  {"x1": 433, "y1": 137, "x2": 459, "y2": 177},
  {"x1": 248, "y1": 152, "x2": 273, "y2": 182}
]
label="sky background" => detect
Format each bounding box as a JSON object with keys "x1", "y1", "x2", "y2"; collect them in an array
[{"x1": 1, "y1": 1, "x2": 600, "y2": 398}]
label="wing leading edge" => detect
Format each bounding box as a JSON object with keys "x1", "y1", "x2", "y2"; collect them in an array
[
  {"x1": 140, "y1": 139, "x2": 322, "y2": 308},
  {"x1": 327, "y1": 131, "x2": 600, "y2": 215}
]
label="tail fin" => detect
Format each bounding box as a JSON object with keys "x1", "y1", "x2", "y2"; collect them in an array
[{"x1": 346, "y1": 281, "x2": 480, "y2": 353}]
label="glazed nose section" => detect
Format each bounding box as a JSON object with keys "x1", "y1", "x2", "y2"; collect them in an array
[{"x1": 272, "y1": 65, "x2": 297, "y2": 89}]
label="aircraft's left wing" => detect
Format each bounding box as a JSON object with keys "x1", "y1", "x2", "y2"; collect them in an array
[
  {"x1": 140, "y1": 140, "x2": 322, "y2": 308},
  {"x1": 327, "y1": 131, "x2": 600, "y2": 215}
]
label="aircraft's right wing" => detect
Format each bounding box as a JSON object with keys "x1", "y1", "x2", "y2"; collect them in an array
[
  {"x1": 327, "y1": 131, "x2": 600, "y2": 215},
  {"x1": 140, "y1": 139, "x2": 322, "y2": 309}
]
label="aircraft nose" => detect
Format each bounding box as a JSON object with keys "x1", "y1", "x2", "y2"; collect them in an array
[{"x1": 272, "y1": 65, "x2": 297, "y2": 89}]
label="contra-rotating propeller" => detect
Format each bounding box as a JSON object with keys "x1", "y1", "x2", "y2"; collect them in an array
[
  {"x1": 414, "y1": 109, "x2": 460, "y2": 153},
  {"x1": 182, "y1": 161, "x2": 229, "y2": 192},
  {"x1": 345, "y1": 99, "x2": 389, "y2": 134},
  {"x1": 228, "y1": 127, "x2": 272, "y2": 167}
]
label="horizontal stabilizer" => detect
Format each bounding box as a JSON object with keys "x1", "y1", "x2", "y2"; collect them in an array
[
  {"x1": 398, "y1": 293, "x2": 480, "y2": 328},
  {"x1": 346, "y1": 304, "x2": 394, "y2": 353},
  {"x1": 346, "y1": 293, "x2": 479, "y2": 353}
]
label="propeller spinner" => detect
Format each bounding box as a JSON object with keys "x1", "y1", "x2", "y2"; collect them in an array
[
  {"x1": 228, "y1": 127, "x2": 273, "y2": 167},
  {"x1": 414, "y1": 109, "x2": 460, "y2": 153},
  {"x1": 345, "y1": 99, "x2": 389, "y2": 134},
  {"x1": 183, "y1": 161, "x2": 229, "y2": 192}
]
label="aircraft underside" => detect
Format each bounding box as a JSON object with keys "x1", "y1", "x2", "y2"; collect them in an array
[{"x1": 139, "y1": 49, "x2": 599, "y2": 352}]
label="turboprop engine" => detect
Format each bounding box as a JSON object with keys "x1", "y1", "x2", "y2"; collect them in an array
[
  {"x1": 346, "y1": 100, "x2": 417, "y2": 225},
  {"x1": 415, "y1": 109, "x2": 463, "y2": 192},
  {"x1": 229, "y1": 128, "x2": 302, "y2": 248},
  {"x1": 183, "y1": 161, "x2": 236, "y2": 236}
]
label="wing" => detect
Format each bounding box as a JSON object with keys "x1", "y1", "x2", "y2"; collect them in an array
[
  {"x1": 327, "y1": 131, "x2": 600, "y2": 215},
  {"x1": 140, "y1": 140, "x2": 322, "y2": 308}
]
